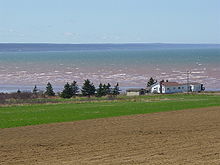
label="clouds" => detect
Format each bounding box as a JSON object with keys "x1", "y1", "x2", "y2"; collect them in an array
[
  {"x1": 63, "y1": 32, "x2": 75, "y2": 37},
  {"x1": 102, "y1": 34, "x2": 120, "y2": 41},
  {"x1": 0, "y1": 28, "x2": 25, "y2": 38}
]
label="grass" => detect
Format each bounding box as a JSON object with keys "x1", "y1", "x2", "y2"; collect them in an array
[{"x1": 1, "y1": 94, "x2": 220, "y2": 128}]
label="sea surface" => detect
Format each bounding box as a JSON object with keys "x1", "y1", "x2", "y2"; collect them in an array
[{"x1": 0, "y1": 43, "x2": 220, "y2": 92}]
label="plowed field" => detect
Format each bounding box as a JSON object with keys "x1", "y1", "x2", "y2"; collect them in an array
[{"x1": 1, "y1": 106, "x2": 220, "y2": 165}]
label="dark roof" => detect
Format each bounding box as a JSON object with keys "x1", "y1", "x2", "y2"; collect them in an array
[
  {"x1": 182, "y1": 82, "x2": 201, "y2": 85},
  {"x1": 161, "y1": 82, "x2": 181, "y2": 86}
]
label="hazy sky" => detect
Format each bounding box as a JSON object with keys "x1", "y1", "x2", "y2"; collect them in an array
[{"x1": 0, "y1": 0, "x2": 219, "y2": 43}]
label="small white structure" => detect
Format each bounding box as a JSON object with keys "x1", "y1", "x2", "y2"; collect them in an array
[
  {"x1": 151, "y1": 82, "x2": 204, "y2": 94},
  {"x1": 126, "y1": 88, "x2": 146, "y2": 96}
]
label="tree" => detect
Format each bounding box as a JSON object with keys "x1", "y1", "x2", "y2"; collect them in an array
[
  {"x1": 96, "y1": 83, "x2": 112, "y2": 97},
  {"x1": 33, "y1": 85, "x2": 38, "y2": 94},
  {"x1": 81, "y1": 79, "x2": 96, "y2": 97},
  {"x1": 106, "y1": 83, "x2": 111, "y2": 95},
  {"x1": 17, "y1": 89, "x2": 21, "y2": 94},
  {"x1": 70, "y1": 81, "x2": 79, "y2": 96},
  {"x1": 112, "y1": 83, "x2": 120, "y2": 96},
  {"x1": 96, "y1": 83, "x2": 104, "y2": 97},
  {"x1": 103, "y1": 84, "x2": 107, "y2": 95},
  {"x1": 147, "y1": 77, "x2": 157, "y2": 87},
  {"x1": 60, "y1": 83, "x2": 73, "y2": 98},
  {"x1": 45, "y1": 82, "x2": 55, "y2": 96}
]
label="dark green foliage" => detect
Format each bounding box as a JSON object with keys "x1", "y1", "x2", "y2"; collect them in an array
[
  {"x1": 70, "y1": 81, "x2": 79, "y2": 96},
  {"x1": 102, "y1": 84, "x2": 107, "y2": 95},
  {"x1": 17, "y1": 89, "x2": 21, "y2": 94},
  {"x1": 96, "y1": 83, "x2": 105, "y2": 97},
  {"x1": 106, "y1": 83, "x2": 111, "y2": 95},
  {"x1": 45, "y1": 82, "x2": 55, "y2": 96},
  {"x1": 147, "y1": 77, "x2": 157, "y2": 87},
  {"x1": 112, "y1": 83, "x2": 120, "y2": 95},
  {"x1": 33, "y1": 85, "x2": 38, "y2": 94},
  {"x1": 81, "y1": 79, "x2": 96, "y2": 97},
  {"x1": 96, "y1": 83, "x2": 112, "y2": 97},
  {"x1": 60, "y1": 83, "x2": 73, "y2": 98},
  {"x1": 60, "y1": 81, "x2": 79, "y2": 98}
]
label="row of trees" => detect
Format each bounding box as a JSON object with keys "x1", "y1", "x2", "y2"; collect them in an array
[
  {"x1": 31, "y1": 79, "x2": 120, "y2": 99},
  {"x1": 18, "y1": 77, "x2": 157, "y2": 99}
]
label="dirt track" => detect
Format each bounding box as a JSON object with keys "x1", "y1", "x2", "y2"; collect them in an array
[{"x1": 1, "y1": 107, "x2": 220, "y2": 165}]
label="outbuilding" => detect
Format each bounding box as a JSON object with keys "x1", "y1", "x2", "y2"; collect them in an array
[{"x1": 126, "y1": 88, "x2": 146, "y2": 96}]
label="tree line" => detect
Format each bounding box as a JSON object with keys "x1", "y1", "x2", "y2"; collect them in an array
[
  {"x1": 32, "y1": 77, "x2": 157, "y2": 98},
  {"x1": 0, "y1": 77, "x2": 157, "y2": 103},
  {"x1": 30, "y1": 79, "x2": 120, "y2": 99}
]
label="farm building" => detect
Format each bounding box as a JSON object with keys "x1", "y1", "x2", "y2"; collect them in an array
[
  {"x1": 126, "y1": 81, "x2": 205, "y2": 96},
  {"x1": 151, "y1": 81, "x2": 205, "y2": 94},
  {"x1": 126, "y1": 88, "x2": 146, "y2": 96}
]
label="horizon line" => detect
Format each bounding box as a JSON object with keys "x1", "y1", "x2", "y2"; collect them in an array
[{"x1": 0, "y1": 42, "x2": 220, "y2": 45}]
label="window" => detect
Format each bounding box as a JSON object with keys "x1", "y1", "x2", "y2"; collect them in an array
[
  {"x1": 167, "y1": 88, "x2": 169, "y2": 90},
  {"x1": 178, "y1": 87, "x2": 181, "y2": 89},
  {"x1": 173, "y1": 87, "x2": 176, "y2": 90}
]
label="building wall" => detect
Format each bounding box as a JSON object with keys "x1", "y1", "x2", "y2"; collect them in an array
[
  {"x1": 127, "y1": 91, "x2": 140, "y2": 96},
  {"x1": 151, "y1": 84, "x2": 191, "y2": 94},
  {"x1": 151, "y1": 83, "x2": 202, "y2": 94},
  {"x1": 164, "y1": 84, "x2": 188, "y2": 93},
  {"x1": 151, "y1": 84, "x2": 160, "y2": 93},
  {"x1": 190, "y1": 84, "x2": 202, "y2": 92}
]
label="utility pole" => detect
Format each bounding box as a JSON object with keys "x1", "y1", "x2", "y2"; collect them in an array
[{"x1": 187, "y1": 70, "x2": 190, "y2": 94}]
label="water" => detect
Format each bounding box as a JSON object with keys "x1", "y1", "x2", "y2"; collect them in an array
[{"x1": 0, "y1": 43, "x2": 220, "y2": 92}]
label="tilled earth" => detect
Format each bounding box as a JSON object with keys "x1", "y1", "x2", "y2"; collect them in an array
[{"x1": 0, "y1": 106, "x2": 220, "y2": 165}]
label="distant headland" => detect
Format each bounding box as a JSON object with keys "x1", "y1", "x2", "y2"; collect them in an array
[{"x1": 0, "y1": 43, "x2": 220, "y2": 52}]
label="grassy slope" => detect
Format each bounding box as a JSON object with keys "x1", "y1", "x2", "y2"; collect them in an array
[{"x1": 1, "y1": 94, "x2": 220, "y2": 128}]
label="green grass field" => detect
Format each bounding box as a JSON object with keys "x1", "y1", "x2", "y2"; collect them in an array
[{"x1": 1, "y1": 94, "x2": 220, "y2": 128}]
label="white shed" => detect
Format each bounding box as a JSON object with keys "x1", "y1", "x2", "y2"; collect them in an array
[{"x1": 126, "y1": 88, "x2": 146, "y2": 96}]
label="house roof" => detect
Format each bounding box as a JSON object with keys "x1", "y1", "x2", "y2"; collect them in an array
[
  {"x1": 161, "y1": 82, "x2": 181, "y2": 87},
  {"x1": 151, "y1": 81, "x2": 202, "y2": 88},
  {"x1": 182, "y1": 82, "x2": 201, "y2": 85}
]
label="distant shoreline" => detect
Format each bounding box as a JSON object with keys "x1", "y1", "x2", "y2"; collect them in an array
[{"x1": 1, "y1": 43, "x2": 220, "y2": 53}]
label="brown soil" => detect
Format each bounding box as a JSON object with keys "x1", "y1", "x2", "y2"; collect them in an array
[{"x1": 1, "y1": 107, "x2": 220, "y2": 165}]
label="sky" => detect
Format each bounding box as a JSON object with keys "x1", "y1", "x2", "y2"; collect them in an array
[{"x1": 0, "y1": 0, "x2": 219, "y2": 44}]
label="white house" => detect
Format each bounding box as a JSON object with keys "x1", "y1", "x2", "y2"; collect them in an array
[{"x1": 151, "y1": 82, "x2": 204, "y2": 94}]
